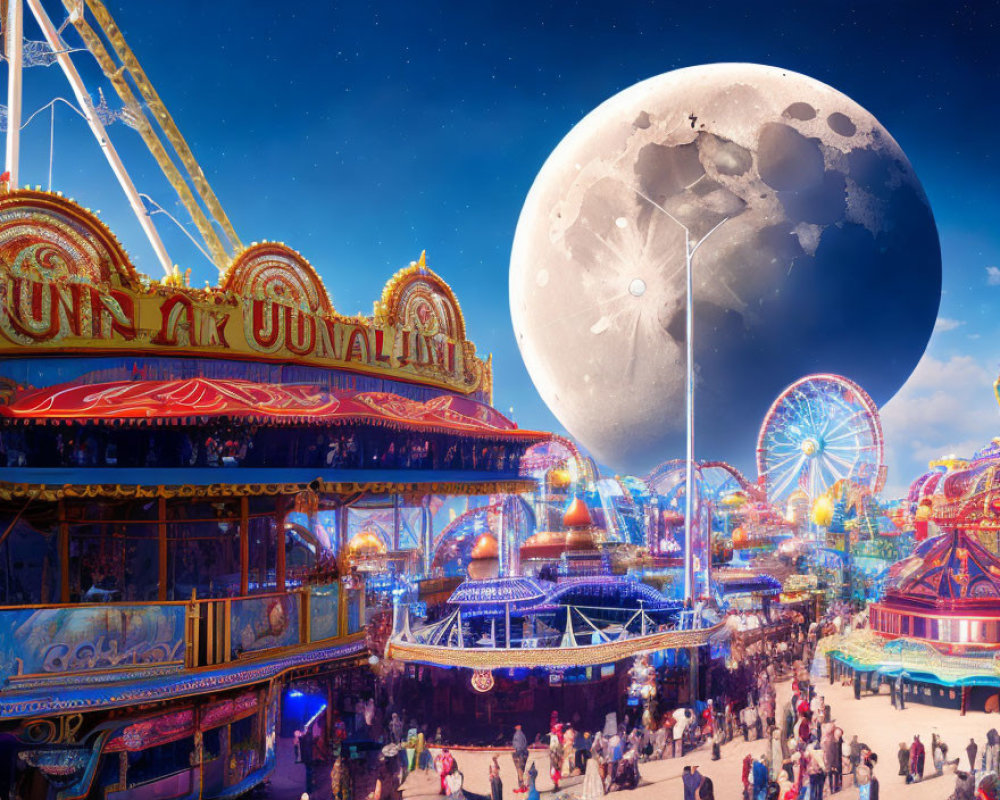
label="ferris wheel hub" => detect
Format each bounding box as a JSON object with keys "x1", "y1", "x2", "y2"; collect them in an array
[{"x1": 801, "y1": 437, "x2": 820, "y2": 457}]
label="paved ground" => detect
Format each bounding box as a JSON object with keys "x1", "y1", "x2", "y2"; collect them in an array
[{"x1": 401, "y1": 670, "x2": 988, "y2": 800}]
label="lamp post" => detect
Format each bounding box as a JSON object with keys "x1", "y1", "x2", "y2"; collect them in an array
[{"x1": 632, "y1": 189, "x2": 729, "y2": 603}]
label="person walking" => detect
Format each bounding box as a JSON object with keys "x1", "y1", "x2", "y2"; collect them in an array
[
  {"x1": 822, "y1": 725, "x2": 842, "y2": 794},
  {"x1": 742, "y1": 753, "x2": 753, "y2": 800},
  {"x1": 683, "y1": 765, "x2": 703, "y2": 800},
  {"x1": 909, "y1": 735, "x2": 925, "y2": 783},
  {"x1": 511, "y1": 725, "x2": 528, "y2": 793},
  {"x1": 987, "y1": 729, "x2": 1000, "y2": 773},
  {"x1": 698, "y1": 772, "x2": 715, "y2": 800},
  {"x1": 806, "y1": 744, "x2": 826, "y2": 800},
  {"x1": 848, "y1": 734, "x2": 862, "y2": 784},
  {"x1": 577, "y1": 731, "x2": 591, "y2": 774},
  {"x1": 967, "y1": 738, "x2": 978, "y2": 772},
  {"x1": 489, "y1": 757, "x2": 502, "y2": 800},
  {"x1": 435, "y1": 749, "x2": 455, "y2": 796},
  {"x1": 581, "y1": 755, "x2": 604, "y2": 800},
  {"x1": 549, "y1": 726, "x2": 564, "y2": 790},
  {"x1": 444, "y1": 763, "x2": 467, "y2": 800},
  {"x1": 897, "y1": 742, "x2": 909, "y2": 783},
  {"x1": 950, "y1": 770, "x2": 976, "y2": 800},
  {"x1": 389, "y1": 712, "x2": 403, "y2": 744},
  {"x1": 752, "y1": 754, "x2": 768, "y2": 800},
  {"x1": 299, "y1": 726, "x2": 317, "y2": 795},
  {"x1": 563, "y1": 724, "x2": 577, "y2": 776}
]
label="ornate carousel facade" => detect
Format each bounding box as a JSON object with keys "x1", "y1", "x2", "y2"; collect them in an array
[{"x1": 0, "y1": 189, "x2": 547, "y2": 798}]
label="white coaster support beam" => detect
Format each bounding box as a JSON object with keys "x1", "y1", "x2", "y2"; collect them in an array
[{"x1": 25, "y1": 0, "x2": 172, "y2": 275}]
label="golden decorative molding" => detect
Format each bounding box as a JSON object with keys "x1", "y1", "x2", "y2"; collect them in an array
[
  {"x1": 0, "y1": 478, "x2": 538, "y2": 503},
  {"x1": 0, "y1": 192, "x2": 491, "y2": 395}
]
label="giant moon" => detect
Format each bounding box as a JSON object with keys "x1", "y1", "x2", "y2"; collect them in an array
[{"x1": 510, "y1": 64, "x2": 940, "y2": 475}]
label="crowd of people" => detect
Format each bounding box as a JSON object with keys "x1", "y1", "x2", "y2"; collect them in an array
[
  {"x1": 5, "y1": 423, "x2": 525, "y2": 473},
  {"x1": 293, "y1": 605, "x2": 1000, "y2": 800}
]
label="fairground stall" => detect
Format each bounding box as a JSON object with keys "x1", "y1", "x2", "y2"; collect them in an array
[
  {"x1": 0, "y1": 188, "x2": 546, "y2": 797},
  {"x1": 824, "y1": 528, "x2": 1000, "y2": 713},
  {"x1": 822, "y1": 395, "x2": 1000, "y2": 713}
]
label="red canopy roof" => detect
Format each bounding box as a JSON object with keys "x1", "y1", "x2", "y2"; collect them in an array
[
  {"x1": 882, "y1": 529, "x2": 1000, "y2": 611},
  {"x1": 0, "y1": 377, "x2": 547, "y2": 440}
]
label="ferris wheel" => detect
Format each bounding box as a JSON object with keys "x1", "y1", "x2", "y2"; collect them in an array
[{"x1": 756, "y1": 374, "x2": 886, "y2": 505}]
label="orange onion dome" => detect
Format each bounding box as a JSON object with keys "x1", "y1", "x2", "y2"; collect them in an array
[
  {"x1": 470, "y1": 532, "x2": 499, "y2": 560},
  {"x1": 732, "y1": 527, "x2": 748, "y2": 548},
  {"x1": 563, "y1": 495, "x2": 593, "y2": 528},
  {"x1": 348, "y1": 530, "x2": 385, "y2": 555}
]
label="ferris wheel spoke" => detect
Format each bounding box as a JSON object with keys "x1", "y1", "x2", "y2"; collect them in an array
[
  {"x1": 795, "y1": 393, "x2": 821, "y2": 434},
  {"x1": 821, "y1": 411, "x2": 863, "y2": 441},
  {"x1": 817, "y1": 412, "x2": 838, "y2": 439},
  {"x1": 815, "y1": 464, "x2": 828, "y2": 497},
  {"x1": 822, "y1": 450, "x2": 856, "y2": 474},
  {"x1": 823, "y1": 453, "x2": 854, "y2": 483},
  {"x1": 816, "y1": 454, "x2": 844, "y2": 486},
  {"x1": 826, "y1": 442, "x2": 864, "y2": 458},
  {"x1": 824, "y1": 426, "x2": 866, "y2": 446},
  {"x1": 803, "y1": 460, "x2": 820, "y2": 499},
  {"x1": 762, "y1": 448, "x2": 806, "y2": 473},
  {"x1": 770, "y1": 454, "x2": 807, "y2": 499}
]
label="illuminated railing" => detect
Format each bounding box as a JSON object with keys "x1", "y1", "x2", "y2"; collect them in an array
[
  {"x1": 821, "y1": 631, "x2": 1000, "y2": 684},
  {"x1": 387, "y1": 621, "x2": 724, "y2": 669},
  {"x1": 0, "y1": 582, "x2": 365, "y2": 682}
]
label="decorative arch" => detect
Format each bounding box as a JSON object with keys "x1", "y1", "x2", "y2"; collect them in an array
[
  {"x1": 430, "y1": 504, "x2": 495, "y2": 574},
  {"x1": 222, "y1": 242, "x2": 332, "y2": 314},
  {"x1": 543, "y1": 577, "x2": 673, "y2": 609},
  {"x1": 698, "y1": 461, "x2": 767, "y2": 502},
  {"x1": 0, "y1": 190, "x2": 136, "y2": 287},
  {"x1": 379, "y1": 255, "x2": 466, "y2": 341},
  {"x1": 521, "y1": 434, "x2": 597, "y2": 488}
]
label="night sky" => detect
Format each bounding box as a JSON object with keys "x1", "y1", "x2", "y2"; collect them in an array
[{"x1": 8, "y1": 0, "x2": 1000, "y2": 492}]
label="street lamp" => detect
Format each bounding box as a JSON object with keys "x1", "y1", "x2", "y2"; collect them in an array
[{"x1": 632, "y1": 188, "x2": 729, "y2": 603}]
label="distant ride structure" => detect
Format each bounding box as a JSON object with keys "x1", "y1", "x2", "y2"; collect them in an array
[{"x1": 757, "y1": 374, "x2": 886, "y2": 505}]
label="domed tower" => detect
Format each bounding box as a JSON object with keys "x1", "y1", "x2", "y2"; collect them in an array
[
  {"x1": 467, "y1": 532, "x2": 500, "y2": 580},
  {"x1": 561, "y1": 494, "x2": 606, "y2": 576}
]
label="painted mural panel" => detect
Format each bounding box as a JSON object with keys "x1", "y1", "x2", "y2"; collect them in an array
[
  {"x1": 0, "y1": 604, "x2": 185, "y2": 681},
  {"x1": 230, "y1": 594, "x2": 299, "y2": 659},
  {"x1": 308, "y1": 583, "x2": 340, "y2": 642},
  {"x1": 347, "y1": 589, "x2": 364, "y2": 635}
]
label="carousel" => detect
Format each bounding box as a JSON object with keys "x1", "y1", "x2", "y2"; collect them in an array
[{"x1": 824, "y1": 386, "x2": 1000, "y2": 712}]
